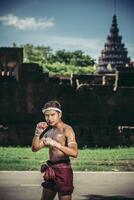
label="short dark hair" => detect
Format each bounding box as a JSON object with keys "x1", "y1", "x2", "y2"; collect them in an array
[{"x1": 42, "y1": 100, "x2": 61, "y2": 110}]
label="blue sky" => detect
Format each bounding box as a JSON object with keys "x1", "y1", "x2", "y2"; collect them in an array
[{"x1": 0, "y1": 0, "x2": 134, "y2": 62}]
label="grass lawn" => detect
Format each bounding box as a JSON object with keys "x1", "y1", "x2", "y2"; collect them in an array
[{"x1": 0, "y1": 146, "x2": 134, "y2": 171}]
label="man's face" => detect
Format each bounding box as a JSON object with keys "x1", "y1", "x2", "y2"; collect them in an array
[{"x1": 44, "y1": 110, "x2": 61, "y2": 126}]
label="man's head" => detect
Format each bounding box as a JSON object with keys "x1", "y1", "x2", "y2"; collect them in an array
[{"x1": 42, "y1": 100, "x2": 62, "y2": 126}]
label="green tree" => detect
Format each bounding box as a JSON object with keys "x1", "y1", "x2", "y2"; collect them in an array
[
  {"x1": 52, "y1": 49, "x2": 95, "y2": 66},
  {"x1": 22, "y1": 44, "x2": 34, "y2": 63},
  {"x1": 13, "y1": 43, "x2": 96, "y2": 75}
]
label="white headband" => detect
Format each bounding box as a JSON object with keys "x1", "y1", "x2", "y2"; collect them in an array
[{"x1": 42, "y1": 107, "x2": 62, "y2": 113}]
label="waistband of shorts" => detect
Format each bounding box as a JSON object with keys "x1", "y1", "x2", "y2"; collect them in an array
[{"x1": 47, "y1": 159, "x2": 70, "y2": 165}]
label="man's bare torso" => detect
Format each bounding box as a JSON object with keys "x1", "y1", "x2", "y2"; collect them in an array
[{"x1": 43, "y1": 123, "x2": 69, "y2": 162}]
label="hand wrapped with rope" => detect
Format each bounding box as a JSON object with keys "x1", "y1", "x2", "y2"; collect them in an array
[
  {"x1": 35, "y1": 122, "x2": 48, "y2": 137},
  {"x1": 43, "y1": 137, "x2": 61, "y2": 149}
]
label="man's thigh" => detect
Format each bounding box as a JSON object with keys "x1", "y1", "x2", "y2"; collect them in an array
[
  {"x1": 41, "y1": 188, "x2": 57, "y2": 200},
  {"x1": 58, "y1": 193, "x2": 72, "y2": 200}
]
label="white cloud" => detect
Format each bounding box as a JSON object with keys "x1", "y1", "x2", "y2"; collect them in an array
[{"x1": 0, "y1": 14, "x2": 55, "y2": 30}]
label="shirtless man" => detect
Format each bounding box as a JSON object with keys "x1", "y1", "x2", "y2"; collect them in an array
[{"x1": 32, "y1": 100, "x2": 78, "y2": 200}]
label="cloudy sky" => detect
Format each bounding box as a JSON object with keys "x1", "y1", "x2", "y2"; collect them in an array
[{"x1": 0, "y1": 0, "x2": 134, "y2": 62}]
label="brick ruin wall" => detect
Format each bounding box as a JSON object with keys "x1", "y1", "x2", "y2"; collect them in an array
[{"x1": 0, "y1": 74, "x2": 134, "y2": 147}]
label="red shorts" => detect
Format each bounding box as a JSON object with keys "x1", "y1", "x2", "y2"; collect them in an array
[{"x1": 41, "y1": 159, "x2": 74, "y2": 195}]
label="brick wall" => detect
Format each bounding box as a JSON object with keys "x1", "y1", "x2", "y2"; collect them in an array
[{"x1": 0, "y1": 74, "x2": 134, "y2": 147}]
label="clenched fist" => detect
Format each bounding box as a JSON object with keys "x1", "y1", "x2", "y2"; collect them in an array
[
  {"x1": 35, "y1": 122, "x2": 48, "y2": 136},
  {"x1": 43, "y1": 137, "x2": 61, "y2": 149}
]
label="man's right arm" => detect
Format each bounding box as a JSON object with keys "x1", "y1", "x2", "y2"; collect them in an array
[
  {"x1": 32, "y1": 135, "x2": 44, "y2": 152},
  {"x1": 31, "y1": 122, "x2": 48, "y2": 152}
]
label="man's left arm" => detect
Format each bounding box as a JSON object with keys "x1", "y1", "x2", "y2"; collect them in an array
[{"x1": 58, "y1": 126, "x2": 78, "y2": 158}]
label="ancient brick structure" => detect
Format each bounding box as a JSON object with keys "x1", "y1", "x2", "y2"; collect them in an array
[{"x1": 0, "y1": 47, "x2": 23, "y2": 80}]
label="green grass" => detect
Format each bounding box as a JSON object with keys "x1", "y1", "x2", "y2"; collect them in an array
[{"x1": 0, "y1": 147, "x2": 134, "y2": 171}]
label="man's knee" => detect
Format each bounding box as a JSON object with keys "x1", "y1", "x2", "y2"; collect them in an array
[
  {"x1": 58, "y1": 193, "x2": 72, "y2": 200},
  {"x1": 41, "y1": 188, "x2": 57, "y2": 200}
]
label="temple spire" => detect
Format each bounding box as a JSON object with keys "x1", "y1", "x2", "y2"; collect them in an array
[{"x1": 98, "y1": 15, "x2": 130, "y2": 73}]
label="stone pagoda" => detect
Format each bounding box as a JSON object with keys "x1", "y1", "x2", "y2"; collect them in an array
[{"x1": 98, "y1": 15, "x2": 130, "y2": 73}]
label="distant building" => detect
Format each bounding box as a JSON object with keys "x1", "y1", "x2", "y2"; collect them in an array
[
  {"x1": 0, "y1": 47, "x2": 23, "y2": 80},
  {"x1": 98, "y1": 15, "x2": 131, "y2": 73},
  {"x1": 0, "y1": 47, "x2": 47, "y2": 82}
]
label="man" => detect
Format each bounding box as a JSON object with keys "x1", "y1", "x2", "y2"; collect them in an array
[{"x1": 32, "y1": 100, "x2": 78, "y2": 200}]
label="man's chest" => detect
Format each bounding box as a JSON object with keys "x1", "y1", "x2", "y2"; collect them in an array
[{"x1": 47, "y1": 129, "x2": 66, "y2": 144}]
